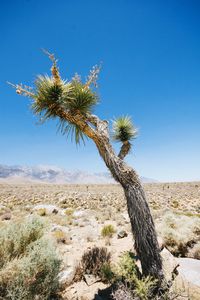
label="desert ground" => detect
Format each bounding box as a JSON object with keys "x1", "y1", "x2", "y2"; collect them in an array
[
  {"x1": 0, "y1": 181, "x2": 200, "y2": 214},
  {"x1": 0, "y1": 182, "x2": 200, "y2": 299}
]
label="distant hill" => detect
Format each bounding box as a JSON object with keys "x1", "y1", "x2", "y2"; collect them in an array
[{"x1": 0, "y1": 164, "x2": 157, "y2": 184}]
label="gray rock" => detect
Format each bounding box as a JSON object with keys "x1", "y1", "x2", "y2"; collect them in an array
[
  {"x1": 73, "y1": 209, "x2": 87, "y2": 218},
  {"x1": 84, "y1": 274, "x2": 101, "y2": 286},
  {"x1": 177, "y1": 258, "x2": 200, "y2": 286},
  {"x1": 117, "y1": 230, "x2": 128, "y2": 239},
  {"x1": 58, "y1": 267, "x2": 76, "y2": 287}
]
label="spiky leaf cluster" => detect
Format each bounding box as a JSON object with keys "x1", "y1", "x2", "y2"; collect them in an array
[
  {"x1": 31, "y1": 74, "x2": 98, "y2": 144},
  {"x1": 67, "y1": 79, "x2": 98, "y2": 113},
  {"x1": 112, "y1": 116, "x2": 137, "y2": 143},
  {"x1": 32, "y1": 75, "x2": 69, "y2": 119},
  {"x1": 32, "y1": 75, "x2": 98, "y2": 118}
]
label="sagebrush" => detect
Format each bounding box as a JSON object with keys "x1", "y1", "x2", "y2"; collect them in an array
[{"x1": 0, "y1": 217, "x2": 61, "y2": 300}]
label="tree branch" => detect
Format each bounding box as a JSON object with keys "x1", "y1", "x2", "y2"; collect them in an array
[
  {"x1": 59, "y1": 110, "x2": 98, "y2": 141},
  {"x1": 7, "y1": 82, "x2": 35, "y2": 98},
  {"x1": 86, "y1": 113, "x2": 109, "y2": 138},
  {"x1": 42, "y1": 49, "x2": 61, "y2": 84},
  {"x1": 118, "y1": 141, "x2": 131, "y2": 160}
]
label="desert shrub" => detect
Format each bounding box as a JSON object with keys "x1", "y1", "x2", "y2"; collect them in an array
[
  {"x1": 116, "y1": 251, "x2": 140, "y2": 282},
  {"x1": 101, "y1": 224, "x2": 116, "y2": 238},
  {"x1": 76, "y1": 246, "x2": 111, "y2": 282},
  {"x1": 133, "y1": 276, "x2": 156, "y2": 300},
  {"x1": 0, "y1": 216, "x2": 45, "y2": 268},
  {"x1": 52, "y1": 230, "x2": 69, "y2": 244},
  {"x1": 64, "y1": 208, "x2": 74, "y2": 216},
  {"x1": 114, "y1": 252, "x2": 156, "y2": 300},
  {"x1": 170, "y1": 199, "x2": 179, "y2": 209},
  {"x1": 156, "y1": 212, "x2": 200, "y2": 257},
  {"x1": 188, "y1": 242, "x2": 200, "y2": 259},
  {"x1": 0, "y1": 218, "x2": 61, "y2": 300},
  {"x1": 36, "y1": 208, "x2": 46, "y2": 216},
  {"x1": 100, "y1": 262, "x2": 115, "y2": 283}
]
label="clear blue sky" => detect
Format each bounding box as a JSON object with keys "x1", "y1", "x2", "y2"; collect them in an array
[{"x1": 1, "y1": 0, "x2": 200, "y2": 182}]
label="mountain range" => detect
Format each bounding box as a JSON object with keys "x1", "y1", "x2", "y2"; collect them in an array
[{"x1": 0, "y1": 164, "x2": 157, "y2": 184}]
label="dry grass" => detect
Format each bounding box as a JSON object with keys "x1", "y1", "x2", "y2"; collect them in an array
[{"x1": 156, "y1": 212, "x2": 200, "y2": 257}]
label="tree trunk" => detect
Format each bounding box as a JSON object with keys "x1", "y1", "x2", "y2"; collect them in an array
[
  {"x1": 94, "y1": 137, "x2": 163, "y2": 280},
  {"x1": 123, "y1": 180, "x2": 163, "y2": 279}
]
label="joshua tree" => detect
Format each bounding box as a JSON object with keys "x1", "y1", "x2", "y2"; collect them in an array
[{"x1": 9, "y1": 51, "x2": 163, "y2": 281}]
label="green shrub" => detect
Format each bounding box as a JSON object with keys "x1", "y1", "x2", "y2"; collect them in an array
[
  {"x1": 101, "y1": 224, "x2": 116, "y2": 238},
  {"x1": 36, "y1": 208, "x2": 46, "y2": 216},
  {"x1": 133, "y1": 276, "x2": 156, "y2": 300},
  {"x1": 116, "y1": 251, "x2": 139, "y2": 282},
  {"x1": 52, "y1": 230, "x2": 69, "y2": 244},
  {"x1": 64, "y1": 208, "x2": 74, "y2": 216},
  {"x1": 0, "y1": 217, "x2": 61, "y2": 300},
  {"x1": 0, "y1": 216, "x2": 45, "y2": 268},
  {"x1": 114, "y1": 252, "x2": 156, "y2": 300},
  {"x1": 100, "y1": 262, "x2": 114, "y2": 283}
]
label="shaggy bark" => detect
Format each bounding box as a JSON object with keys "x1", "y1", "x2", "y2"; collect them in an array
[
  {"x1": 96, "y1": 141, "x2": 163, "y2": 279},
  {"x1": 84, "y1": 114, "x2": 164, "y2": 280},
  {"x1": 118, "y1": 141, "x2": 131, "y2": 160}
]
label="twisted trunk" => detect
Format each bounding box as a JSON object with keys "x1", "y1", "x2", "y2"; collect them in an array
[
  {"x1": 94, "y1": 135, "x2": 163, "y2": 280},
  {"x1": 59, "y1": 111, "x2": 163, "y2": 279}
]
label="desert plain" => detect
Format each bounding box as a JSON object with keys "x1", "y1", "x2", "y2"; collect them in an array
[{"x1": 0, "y1": 181, "x2": 200, "y2": 300}]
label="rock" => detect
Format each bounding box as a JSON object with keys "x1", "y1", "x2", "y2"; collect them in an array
[
  {"x1": 73, "y1": 210, "x2": 87, "y2": 218},
  {"x1": 64, "y1": 281, "x2": 108, "y2": 300},
  {"x1": 58, "y1": 267, "x2": 76, "y2": 288},
  {"x1": 122, "y1": 212, "x2": 129, "y2": 223},
  {"x1": 161, "y1": 248, "x2": 200, "y2": 299},
  {"x1": 117, "y1": 230, "x2": 128, "y2": 239},
  {"x1": 51, "y1": 224, "x2": 69, "y2": 233},
  {"x1": 177, "y1": 258, "x2": 200, "y2": 286},
  {"x1": 84, "y1": 274, "x2": 101, "y2": 286},
  {"x1": 160, "y1": 247, "x2": 178, "y2": 281},
  {"x1": 1, "y1": 212, "x2": 11, "y2": 221}
]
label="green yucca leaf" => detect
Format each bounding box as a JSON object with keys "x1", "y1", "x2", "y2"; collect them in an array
[
  {"x1": 64, "y1": 79, "x2": 98, "y2": 114},
  {"x1": 32, "y1": 75, "x2": 69, "y2": 118},
  {"x1": 112, "y1": 116, "x2": 137, "y2": 143},
  {"x1": 32, "y1": 75, "x2": 98, "y2": 118},
  {"x1": 31, "y1": 75, "x2": 98, "y2": 144},
  {"x1": 57, "y1": 119, "x2": 87, "y2": 145}
]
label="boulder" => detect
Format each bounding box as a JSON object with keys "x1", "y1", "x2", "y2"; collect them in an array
[
  {"x1": 177, "y1": 257, "x2": 200, "y2": 286},
  {"x1": 63, "y1": 281, "x2": 108, "y2": 300},
  {"x1": 161, "y1": 247, "x2": 178, "y2": 281},
  {"x1": 58, "y1": 267, "x2": 76, "y2": 288},
  {"x1": 161, "y1": 248, "x2": 200, "y2": 299}
]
